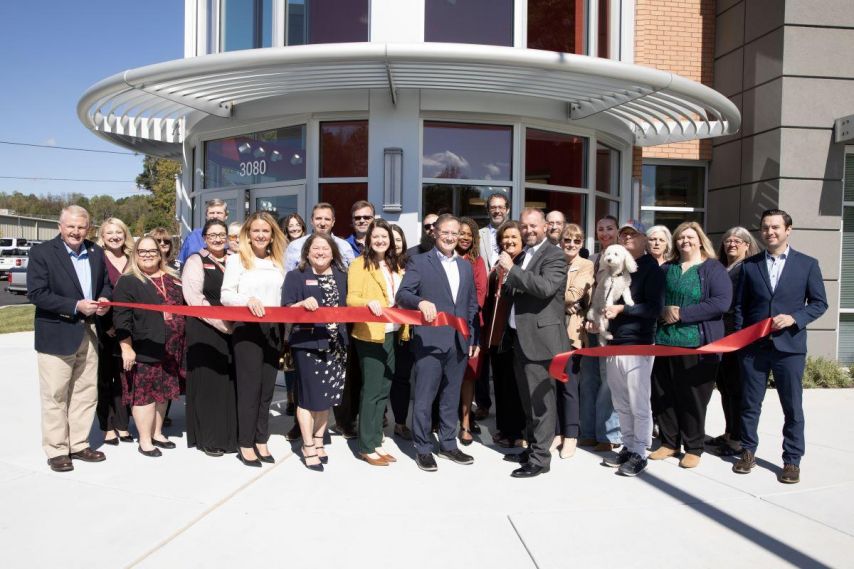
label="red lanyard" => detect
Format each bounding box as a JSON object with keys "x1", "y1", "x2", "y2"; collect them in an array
[{"x1": 149, "y1": 275, "x2": 169, "y2": 302}]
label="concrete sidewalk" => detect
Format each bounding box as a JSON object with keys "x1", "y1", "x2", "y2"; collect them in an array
[{"x1": 1, "y1": 330, "x2": 852, "y2": 568}]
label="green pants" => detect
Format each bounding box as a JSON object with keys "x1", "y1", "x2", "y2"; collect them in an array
[{"x1": 355, "y1": 334, "x2": 395, "y2": 454}]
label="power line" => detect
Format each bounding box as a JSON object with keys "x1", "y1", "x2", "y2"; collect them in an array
[
  {"x1": 0, "y1": 176, "x2": 137, "y2": 183},
  {"x1": 0, "y1": 140, "x2": 138, "y2": 156}
]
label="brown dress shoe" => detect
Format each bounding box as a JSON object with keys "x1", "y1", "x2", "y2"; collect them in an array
[
  {"x1": 69, "y1": 448, "x2": 106, "y2": 462},
  {"x1": 378, "y1": 452, "x2": 397, "y2": 463},
  {"x1": 360, "y1": 453, "x2": 389, "y2": 466},
  {"x1": 47, "y1": 456, "x2": 73, "y2": 472},
  {"x1": 649, "y1": 446, "x2": 678, "y2": 460},
  {"x1": 779, "y1": 464, "x2": 800, "y2": 484}
]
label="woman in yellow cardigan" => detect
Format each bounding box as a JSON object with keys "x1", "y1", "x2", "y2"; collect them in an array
[{"x1": 347, "y1": 219, "x2": 409, "y2": 466}]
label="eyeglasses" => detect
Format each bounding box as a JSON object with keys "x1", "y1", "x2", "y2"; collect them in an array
[
  {"x1": 138, "y1": 249, "x2": 160, "y2": 257},
  {"x1": 155, "y1": 239, "x2": 171, "y2": 245},
  {"x1": 353, "y1": 215, "x2": 374, "y2": 222},
  {"x1": 561, "y1": 238, "x2": 583, "y2": 245},
  {"x1": 724, "y1": 238, "x2": 746, "y2": 246},
  {"x1": 547, "y1": 221, "x2": 565, "y2": 227},
  {"x1": 423, "y1": 222, "x2": 436, "y2": 229},
  {"x1": 205, "y1": 232, "x2": 227, "y2": 240}
]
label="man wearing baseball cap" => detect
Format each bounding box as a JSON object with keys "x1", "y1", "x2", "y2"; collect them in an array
[{"x1": 590, "y1": 219, "x2": 665, "y2": 476}]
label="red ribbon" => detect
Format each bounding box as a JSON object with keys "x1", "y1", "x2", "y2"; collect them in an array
[
  {"x1": 548, "y1": 318, "x2": 774, "y2": 382},
  {"x1": 101, "y1": 302, "x2": 470, "y2": 338}
]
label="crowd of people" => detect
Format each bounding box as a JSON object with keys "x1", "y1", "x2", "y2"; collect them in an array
[{"x1": 27, "y1": 195, "x2": 827, "y2": 483}]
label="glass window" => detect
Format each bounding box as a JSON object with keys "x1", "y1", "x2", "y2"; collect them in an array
[
  {"x1": 639, "y1": 210, "x2": 703, "y2": 233},
  {"x1": 641, "y1": 164, "x2": 705, "y2": 208},
  {"x1": 423, "y1": 122, "x2": 513, "y2": 181},
  {"x1": 255, "y1": 194, "x2": 299, "y2": 218},
  {"x1": 422, "y1": 185, "x2": 510, "y2": 227},
  {"x1": 596, "y1": 143, "x2": 620, "y2": 196},
  {"x1": 221, "y1": 0, "x2": 273, "y2": 52},
  {"x1": 319, "y1": 183, "x2": 368, "y2": 237},
  {"x1": 425, "y1": 0, "x2": 514, "y2": 47},
  {"x1": 286, "y1": 0, "x2": 369, "y2": 45},
  {"x1": 525, "y1": 189, "x2": 585, "y2": 226},
  {"x1": 597, "y1": 0, "x2": 610, "y2": 58},
  {"x1": 525, "y1": 128, "x2": 587, "y2": 188},
  {"x1": 595, "y1": 197, "x2": 618, "y2": 222},
  {"x1": 528, "y1": 0, "x2": 586, "y2": 54},
  {"x1": 204, "y1": 125, "x2": 307, "y2": 188},
  {"x1": 320, "y1": 121, "x2": 369, "y2": 178}
]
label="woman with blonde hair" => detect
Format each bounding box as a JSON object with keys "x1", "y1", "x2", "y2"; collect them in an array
[
  {"x1": 96, "y1": 217, "x2": 134, "y2": 445},
  {"x1": 221, "y1": 212, "x2": 287, "y2": 467},
  {"x1": 649, "y1": 221, "x2": 731, "y2": 468},
  {"x1": 646, "y1": 224, "x2": 673, "y2": 265},
  {"x1": 112, "y1": 236, "x2": 186, "y2": 458}
]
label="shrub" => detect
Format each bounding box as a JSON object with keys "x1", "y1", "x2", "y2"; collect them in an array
[{"x1": 802, "y1": 356, "x2": 853, "y2": 389}]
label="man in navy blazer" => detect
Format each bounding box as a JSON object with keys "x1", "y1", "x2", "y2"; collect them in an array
[
  {"x1": 732, "y1": 209, "x2": 827, "y2": 484},
  {"x1": 397, "y1": 214, "x2": 479, "y2": 472},
  {"x1": 27, "y1": 206, "x2": 112, "y2": 472}
]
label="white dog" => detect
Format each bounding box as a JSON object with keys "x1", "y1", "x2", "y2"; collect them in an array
[{"x1": 587, "y1": 244, "x2": 637, "y2": 345}]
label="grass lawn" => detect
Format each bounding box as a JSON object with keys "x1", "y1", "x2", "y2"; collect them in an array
[{"x1": 0, "y1": 305, "x2": 34, "y2": 334}]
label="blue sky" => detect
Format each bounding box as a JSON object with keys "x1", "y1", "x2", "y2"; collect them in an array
[{"x1": 0, "y1": 1, "x2": 184, "y2": 199}]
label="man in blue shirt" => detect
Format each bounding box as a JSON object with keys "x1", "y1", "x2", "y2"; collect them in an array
[
  {"x1": 345, "y1": 200, "x2": 375, "y2": 258},
  {"x1": 178, "y1": 199, "x2": 228, "y2": 266}
]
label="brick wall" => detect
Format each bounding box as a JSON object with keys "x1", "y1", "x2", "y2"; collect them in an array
[{"x1": 635, "y1": 0, "x2": 715, "y2": 161}]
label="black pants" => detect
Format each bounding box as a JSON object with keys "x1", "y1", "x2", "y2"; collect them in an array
[
  {"x1": 389, "y1": 339, "x2": 413, "y2": 425},
  {"x1": 652, "y1": 355, "x2": 719, "y2": 455},
  {"x1": 716, "y1": 350, "x2": 742, "y2": 440},
  {"x1": 96, "y1": 335, "x2": 129, "y2": 432},
  {"x1": 233, "y1": 322, "x2": 282, "y2": 447},
  {"x1": 474, "y1": 351, "x2": 492, "y2": 410},
  {"x1": 554, "y1": 358, "x2": 580, "y2": 438},
  {"x1": 333, "y1": 339, "x2": 362, "y2": 431},
  {"x1": 491, "y1": 345, "x2": 525, "y2": 440}
]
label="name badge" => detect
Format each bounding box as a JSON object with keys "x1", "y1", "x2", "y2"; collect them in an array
[
  {"x1": 202, "y1": 263, "x2": 216, "y2": 270},
  {"x1": 163, "y1": 312, "x2": 173, "y2": 322},
  {"x1": 306, "y1": 279, "x2": 319, "y2": 286}
]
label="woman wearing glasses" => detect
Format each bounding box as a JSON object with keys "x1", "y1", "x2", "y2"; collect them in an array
[
  {"x1": 183, "y1": 219, "x2": 237, "y2": 457},
  {"x1": 709, "y1": 226, "x2": 760, "y2": 456},
  {"x1": 112, "y1": 236, "x2": 186, "y2": 458},
  {"x1": 149, "y1": 227, "x2": 180, "y2": 271},
  {"x1": 221, "y1": 212, "x2": 287, "y2": 468},
  {"x1": 555, "y1": 224, "x2": 594, "y2": 458}
]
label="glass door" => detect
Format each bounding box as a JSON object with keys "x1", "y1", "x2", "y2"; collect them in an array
[
  {"x1": 250, "y1": 184, "x2": 305, "y2": 222},
  {"x1": 193, "y1": 188, "x2": 245, "y2": 229}
]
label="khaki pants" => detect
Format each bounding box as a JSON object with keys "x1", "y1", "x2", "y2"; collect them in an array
[{"x1": 37, "y1": 324, "x2": 99, "y2": 458}]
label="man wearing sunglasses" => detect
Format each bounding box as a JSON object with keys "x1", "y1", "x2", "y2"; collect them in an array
[
  {"x1": 406, "y1": 212, "x2": 439, "y2": 257},
  {"x1": 345, "y1": 200, "x2": 376, "y2": 257}
]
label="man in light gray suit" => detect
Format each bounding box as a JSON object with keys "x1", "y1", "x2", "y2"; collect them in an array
[
  {"x1": 499, "y1": 208, "x2": 570, "y2": 478},
  {"x1": 478, "y1": 192, "x2": 510, "y2": 270}
]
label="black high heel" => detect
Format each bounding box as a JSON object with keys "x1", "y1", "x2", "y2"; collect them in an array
[
  {"x1": 314, "y1": 436, "x2": 328, "y2": 464},
  {"x1": 237, "y1": 448, "x2": 262, "y2": 468},
  {"x1": 254, "y1": 444, "x2": 275, "y2": 463},
  {"x1": 458, "y1": 428, "x2": 474, "y2": 446},
  {"x1": 302, "y1": 444, "x2": 324, "y2": 472}
]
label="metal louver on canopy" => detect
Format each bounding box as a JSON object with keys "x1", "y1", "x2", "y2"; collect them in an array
[{"x1": 78, "y1": 43, "x2": 741, "y2": 158}]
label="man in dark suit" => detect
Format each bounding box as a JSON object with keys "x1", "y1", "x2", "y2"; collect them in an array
[
  {"x1": 499, "y1": 208, "x2": 570, "y2": 478},
  {"x1": 732, "y1": 209, "x2": 828, "y2": 484},
  {"x1": 397, "y1": 214, "x2": 479, "y2": 472},
  {"x1": 27, "y1": 206, "x2": 112, "y2": 472}
]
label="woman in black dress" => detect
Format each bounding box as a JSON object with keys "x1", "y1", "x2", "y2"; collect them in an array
[
  {"x1": 282, "y1": 233, "x2": 348, "y2": 472},
  {"x1": 182, "y1": 219, "x2": 237, "y2": 457},
  {"x1": 113, "y1": 236, "x2": 186, "y2": 458}
]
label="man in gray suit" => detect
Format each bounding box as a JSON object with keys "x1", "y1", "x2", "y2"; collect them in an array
[{"x1": 499, "y1": 208, "x2": 570, "y2": 478}]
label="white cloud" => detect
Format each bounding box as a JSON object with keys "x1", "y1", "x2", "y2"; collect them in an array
[
  {"x1": 423, "y1": 150, "x2": 470, "y2": 178},
  {"x1": 44, "y1": 137, "x2": 57, "y2": 146}
]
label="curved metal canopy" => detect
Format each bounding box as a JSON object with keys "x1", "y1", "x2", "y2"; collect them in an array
[{"x1": 78, "y1": 43, "x2": 741, "y2": 158}]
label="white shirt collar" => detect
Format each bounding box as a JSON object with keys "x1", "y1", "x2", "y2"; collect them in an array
[{"x1": 766, "y1": 245, "x2": 790, "y2": 260}]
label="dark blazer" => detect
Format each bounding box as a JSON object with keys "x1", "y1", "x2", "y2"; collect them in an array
[
  {"x1": 733, "y1": 248, "x2": 828, "y2": 354},
  {"x1": 396, "y1": 248, "x2": 479, "y2": 354},
  {"x1": 112, "y1": 274, "x2": 177, "y2": 364},
  {"x1": 282, "y1": 265, "x2": 349, "y2": 350},
  {"x1": 27, "y1": 236, "x2": 112, "y2": 356},
  {"x1": 503, "y1": 240, "x2": 570, "y2": 361}
]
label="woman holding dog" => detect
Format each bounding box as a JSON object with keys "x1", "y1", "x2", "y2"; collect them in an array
[{"x1": 648, "y1": 221, "x2": 731, "y2": 469}]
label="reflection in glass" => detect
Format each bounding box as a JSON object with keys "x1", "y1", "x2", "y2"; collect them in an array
[
  {"x1": 319, "y1": 183, "x2": 368, "y2": 238},
  {"x1": 524, "y1": 189, "x2": 586, "y2": 227},
  {"x1": 255, "y1": 194, "x2": 299, "y2": 219},
  {"x1": 286, "y1": 0, "x2": 369, "y2": 45},
  {"x1": 422, "y1": 122, "x2": 513, "y2": 181},
  {"x1": 528, "y1": 0, "x2": 585, "y2": 54},
  {"x1": 221, "y1": 0, "x2": 273, "y2": 52},
  {"x1": 425, "y1": 0, "x2": 514, "y2": 47},
  {"x1": 595, "y1": 197, "x2": 619, "y2": 223},
  {"x1": 320, "y1": 121, "x2": 369, "y2": 178},
  {"x1": 598, "y1": 0, "x2": 610, "y2": 58},
  {"x1": 641, "y1": 164, "x2": 705, "y2": 208},
  {"x1": 640, "y1": 210, "x2": 703, "y2": 233},
  {"x1": 204, "y1": 125, "x2": 306, "y2": 188},
  {"x1": 525, "y1": 128, "x2": 587, "y2": 188},
  {"x1": 596, "y1": 143, "x2": 620, "y2": 196},
  {"x1": 422, "y1": 185, "x2": 511, "y2": 228}
]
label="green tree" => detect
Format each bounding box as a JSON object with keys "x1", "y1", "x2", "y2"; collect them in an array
[{"x1": 135, "y1": 156, "x2": 181, "y2": 233}]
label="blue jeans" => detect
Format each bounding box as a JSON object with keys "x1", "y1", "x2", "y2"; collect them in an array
[{"x1": 579, "y1": 335, "x2": 621, "y2": 444}]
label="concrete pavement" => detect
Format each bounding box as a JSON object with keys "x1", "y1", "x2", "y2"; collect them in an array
[{"x1": 1, "y1": 330, "x2": 852, "y2": 568}]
